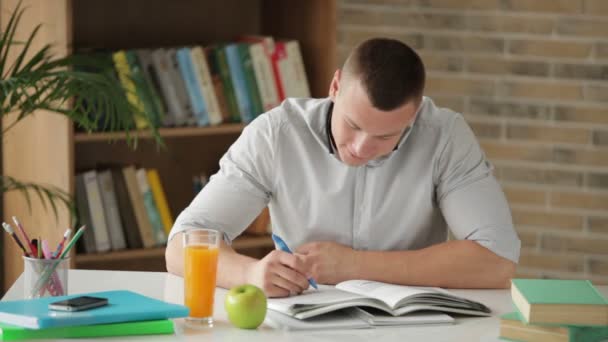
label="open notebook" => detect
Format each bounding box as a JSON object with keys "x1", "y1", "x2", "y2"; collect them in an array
[{"x1": 268, "y1": 280, "x2": 491, "y2": 320}]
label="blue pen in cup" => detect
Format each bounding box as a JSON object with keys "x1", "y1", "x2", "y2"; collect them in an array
[{"x1": 271, "y1": 233, "x2": 318, "y2": 290}]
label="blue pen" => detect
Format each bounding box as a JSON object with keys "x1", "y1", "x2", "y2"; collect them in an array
[{"x1": 271, "y1": 233, "x2": 319, "y2": 290}]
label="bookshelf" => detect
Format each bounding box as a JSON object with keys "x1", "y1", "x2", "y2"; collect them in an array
[{"x1": 1, "y1": 0, "x2": 336, "y2": 291}]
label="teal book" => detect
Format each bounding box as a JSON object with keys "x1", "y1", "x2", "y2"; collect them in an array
[
  {"x1": 499, "y1": 312, "x2": 608, "y2": 342},
  {"x1": 0, "y1": 290, "x2": 188, "y2": 329},
  {"x1": 511, "y1": 279, "x2": 608, "y2": 326},
  {"x1": 135, "y1": 168, "x2": 166, "y2": 245},
  {"x1": 0, "y1": 319, "x2": 174, "y2": 340},
  {"x1": 225, "y1": 43, "x2": 254, "y2": 123},
  {"x1": 237, "y1": 44, "x2": 264, "y2": 118}
]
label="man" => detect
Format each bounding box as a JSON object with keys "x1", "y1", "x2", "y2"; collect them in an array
[{"x1": 166, "y1": 38, "x2": 520, "y2": 298}]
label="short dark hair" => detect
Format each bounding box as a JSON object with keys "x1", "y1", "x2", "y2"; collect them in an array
[{"x1": 343, "y1": 38, "x2": 425, "y2": 111}]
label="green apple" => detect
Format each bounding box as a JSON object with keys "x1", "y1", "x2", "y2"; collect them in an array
[{"x1": 225, "y1": 284, "x2": 267, "y2": 329}]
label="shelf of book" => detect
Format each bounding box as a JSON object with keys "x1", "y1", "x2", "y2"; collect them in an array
[
  {"x1": 74, "y1": 123, "x2": 246, "y2": 142},
  {"x1": 75, "y1": 234, "x2": 274, "y2": 270},
  {"x1": 2, "y1": 0, "x2": 336, "y2": 291}
]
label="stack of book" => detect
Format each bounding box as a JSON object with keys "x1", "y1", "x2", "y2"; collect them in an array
[
  {"x1": 75, "y1": 167, "x2": 172, "y2": 254},
  {"x1": 499, "y1": 278, "x2": 608, "y2": 342},
  {"x1": 0, "y1": 290, "x2": 188, "y2": 340}
]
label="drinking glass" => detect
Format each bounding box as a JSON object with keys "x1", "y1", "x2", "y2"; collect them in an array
[{"x1": 183, "y1": 229, "x2": 220, "y2": 327}]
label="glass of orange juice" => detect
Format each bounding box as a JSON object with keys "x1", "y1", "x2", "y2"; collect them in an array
[{"x1": 183, "y1": 228, "x2": 220, "y2": 326}]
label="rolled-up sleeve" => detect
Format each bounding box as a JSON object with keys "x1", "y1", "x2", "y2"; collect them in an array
[
  {"x1": 168, "y1": 113, "x2": 277, "y2": 242},
  {"x1": 436, "y1": 114, "x2": 520, "y2": 263}
]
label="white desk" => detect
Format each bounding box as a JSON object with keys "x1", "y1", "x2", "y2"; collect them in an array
[{"x1": 4, "y1": 270, "x2": 607, "y2": 341}]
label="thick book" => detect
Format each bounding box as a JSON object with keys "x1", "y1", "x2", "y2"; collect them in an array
[
  {"x1": 204, "y1": 46, "x2": 232, "y2": 123},
  {"x1": 237, "y1": 43, "x2": 264, "y2": 117},
  {"x1": 499, "y1": 312, "x2": 608, "y2": 342},
  {"x1": 82, "y1": 170, "x2": 111, "y2": 252},
  {"x1": 146, "y1": 169, "x2": 173, "y2": 235},
  {"x1": 268, "y1": 280, "x2": 491, "y2": 320},
  {"x1": 0, "y1": 290, "x2": 188, "y2": 329},
  {"x1": 97, "y1": 170, "x2": 127, "y2": 250},
  {"x1": 511, "y1": 279, "x2": 608, "y2": 326},
  {"x1": 74, "y1": 173, "x2": 96, "y2": 253},
  {"x1": 125, "y1": 50, "x2": 163, "y2": 128},
  {"x1": 122, "y1": 166, "x2": 156, "y2": 248},
  {"x1": 190, "y1": 46, "x2": 223, "y2": 125},
  {"x1": 0, "y1": 319, "x2": 174, "y2": 340},
  {"x1": 284, "y1": 40, "x2": 310, "y2": 98},
  {"x1": 112, "y1": 51, "x2": 148, "y2": 129},
  {"x1": 166, "y1": 48, "x2": 196, "y2": 126},
  {"x1": 135, "y1": 49, "x2": 168, "y2": 127},
  {"x1": 225, "y1": 43, "x2": 255, "y2": 123},
  {"x1": 240, "y1": 36, "x2": 280, "y2": 111},
  {"x1": 212, "y1": 46, "x2": 241, "y2": 122},
  {"x1": 176, "y1": 47, "x2": 210, "y2": 127},
  {"x1": 135, "y1": 168, "x2": 166, "y2": 245},
  {"x1": 110, "y1": 168, "x2": 143, "y2": 249}
]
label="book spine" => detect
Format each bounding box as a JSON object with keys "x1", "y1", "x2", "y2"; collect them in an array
[
  {"x1": 237, "y1": 44, "x2": 264, "y2": 117},
  {"x1": 110, "y1": 168, "x2": 143, "y2": 249},
  {"x1": 214, "y1": 46, "x2": 242, "y2": 122},
  {"x1": 285, "y1": 40, "x2": 311, "y2": 98},
  {"x1": 2, "y1": 319, "x2": 174, "y2": 340},
  {"x1": 135, "y1": 168, "x2": 166, "y2": 245},
  {"x1": 97, "y1": 170, "x2": 127, "y2": 250},
  {"x1": 205, "y1": 47, "x2": 232, "y2": 123},
  {"x1": 146, "y1": 169, "x2": 173, "y2": 235},
  {"x1": 75, "y1": 174, "x2": 97, "y2": 253},
  {"x1": 249, "y1": 42, "x2": 280, "y2": 111},
  {"x1": 150, "y1": 49, "x2": 180, "y2": 126},
  {"x1": 176, "y1": 47, "x2": 210, "y2": 127},
  {"x1": 135, "y1": 49, "x2": 168, "y2": 127},
  {"x1": 190, "y1": 46, "x2": 223, "y2": 125},
  {"x1": 125, "y1": 50, "x2": 162, "y2": 127},
  {"x1": 122, "y1": 166, "x2": 156, "y2": 248},
  {"x1": 111, "y1": 51, "x2": 149, "y2": 129},
  {"x1": 82, "y1": 170, "x2": 111, "y2": 252},
  {"x1": 225, "y1": 44, "x2": 254, "y2": 123},
  {"x1": 166, "y1": 48, "x2": 196, "y2": 126},
  {"x1": 270, "y1": 42, "x2": 288, "y2": 101}
]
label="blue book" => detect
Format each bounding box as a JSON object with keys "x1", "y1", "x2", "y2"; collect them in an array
[
  {"x1": 0, "y1": 290, "x2": 189, "y2": 329},
  {"x1": 225, "y1": 44, "x2": 254, "y2": 123},
  {"x1": 176, "y1": 47, "x2": 209, "y2": 126}
]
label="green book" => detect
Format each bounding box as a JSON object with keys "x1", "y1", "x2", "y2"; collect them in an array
[
  {"x1": 511, "y1": 279, "x2": 608, "y2": 326},
  {"x1": 213, "y1": 46, "x2": 241, "y2": 123},
  {"x1": 0, "y1": 319, "x2": 173, "y2": 340},
  {"x1": 237, "y1": 44, "x2": 264, "y2": 117},
  {"x1": 500, "y1": 312, "x2": 608, "y2": 342}
]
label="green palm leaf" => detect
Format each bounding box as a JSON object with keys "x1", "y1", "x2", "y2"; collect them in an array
[
  {"x1": 1, "y1": 2, "x2": 162, "y2": 219},
  {"x1": 0, "y1": 175, "x2": 75, "y2": 222}
]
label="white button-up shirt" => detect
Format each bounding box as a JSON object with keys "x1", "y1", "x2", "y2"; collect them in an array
[{"x1": 170, "y1": 97, "x2": 520, "y2": 263}]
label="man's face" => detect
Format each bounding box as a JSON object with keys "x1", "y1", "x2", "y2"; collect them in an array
[{"x1": 328, "y1": 70, "x2": 419, "y2": 167}]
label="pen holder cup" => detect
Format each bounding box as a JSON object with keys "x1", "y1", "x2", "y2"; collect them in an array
[{"x1": 23, "y1": 256, "x2": 69, "y2": 299}]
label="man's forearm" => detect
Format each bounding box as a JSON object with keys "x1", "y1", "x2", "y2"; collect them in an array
[
  {"x1": 352, "y1": 240, "x2": 516, "y2": 289},
  {"x1": 216, "y1": 241, "x2": 258, "y2": 289}
]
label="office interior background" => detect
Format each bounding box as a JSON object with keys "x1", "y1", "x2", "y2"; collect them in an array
[{"x1": 1, "y1": 0, "x2": 607, "y2": 294}]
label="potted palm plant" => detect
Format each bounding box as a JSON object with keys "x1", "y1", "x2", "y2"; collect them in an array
[{"x1": 1, "y1": 2, "x2": 160, "y2": 289}]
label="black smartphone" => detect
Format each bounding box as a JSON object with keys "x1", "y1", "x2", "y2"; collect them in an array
[{"x1": 48, "y1": 296, "x2": 108, "y2": 312}]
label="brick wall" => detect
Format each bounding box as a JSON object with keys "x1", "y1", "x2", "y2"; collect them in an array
[{"x1": 338, "y1": 0, "x2": 608, "y2": 284}]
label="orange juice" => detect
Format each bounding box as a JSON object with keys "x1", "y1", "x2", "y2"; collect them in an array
[{"x1": 184, "y1": 245, "x2": 219, "y2": 318}]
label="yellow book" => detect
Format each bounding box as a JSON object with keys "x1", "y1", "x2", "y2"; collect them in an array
[
  {"x1": 146, "y1": 169, "x2": 173, "y2": 234},
  {"x1": 112, "y1": 51, "x2": 148, "y2": 129}
]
